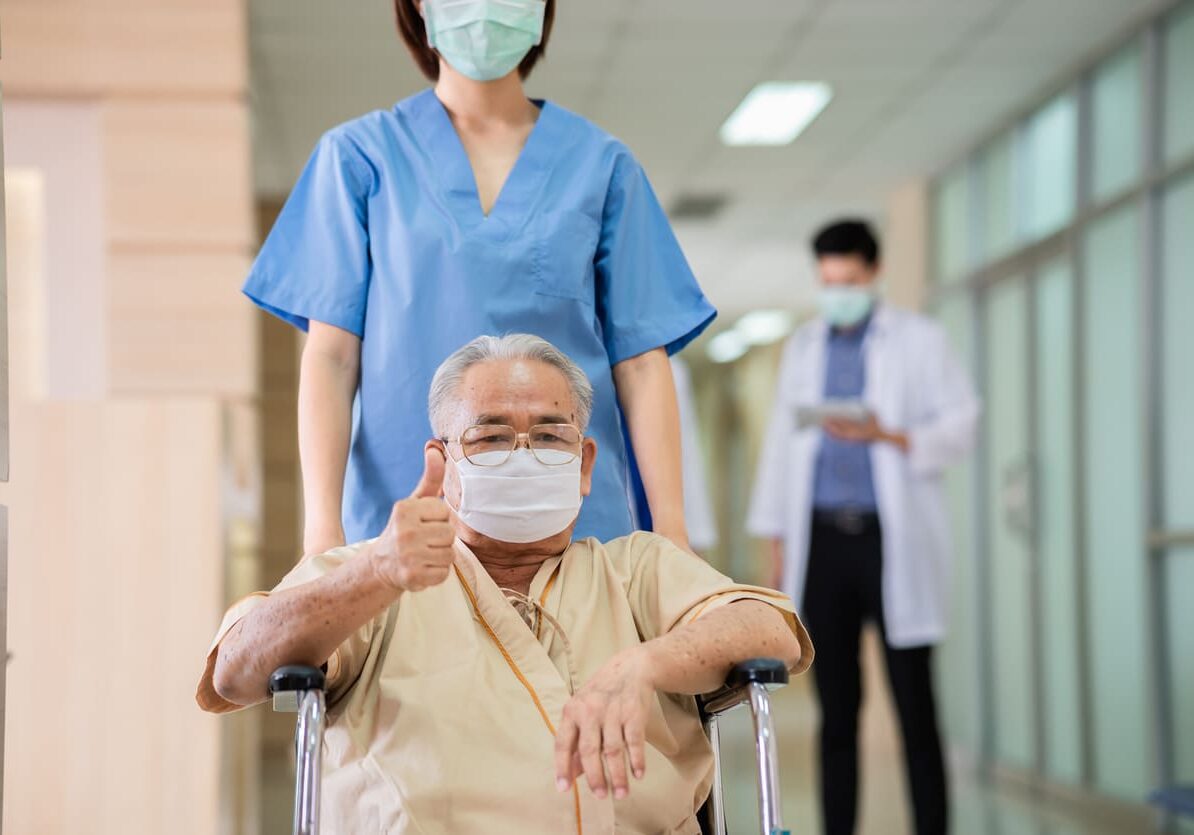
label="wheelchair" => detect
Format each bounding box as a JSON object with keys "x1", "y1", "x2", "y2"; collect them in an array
[{"x1": 269, "y1": 657, "x2": 792, "y2": 835}]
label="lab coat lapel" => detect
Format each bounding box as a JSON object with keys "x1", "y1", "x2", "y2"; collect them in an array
[
  {"x1": 863, "y1": 306, "x2": 894, "y2": 418},
  {"x1": 862, "y1": 307, "x2": 908, "y2": 638},
  {"x1": 783, "y1": 323, "x2": 826, "y2": 607}
]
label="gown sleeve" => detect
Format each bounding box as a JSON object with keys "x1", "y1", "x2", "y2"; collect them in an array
[
  {"x1": 619, "y1": 532, "x2": 814, "y2": 675},
  {"x1": 595, "y1": 152, "x2": 717, "y2": 366},
  {"x1": 242, "y1": 131, "x2": 374, "y2": 337},
  {"x1": 195, "y1": 544, "x2": 382, "y2": 714}
]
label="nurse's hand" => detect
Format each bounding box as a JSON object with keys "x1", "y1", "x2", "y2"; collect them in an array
[
  {"x1": 554, "y1": 646, "x2": 653, "y2": 800},
  {"x1": 369, "y1": 448, "x2": 455, "y2": 593}
]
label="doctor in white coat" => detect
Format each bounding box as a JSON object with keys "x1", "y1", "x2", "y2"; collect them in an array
[{"x1": 747, "y1": 220, "x2": 978, "y2": 835}]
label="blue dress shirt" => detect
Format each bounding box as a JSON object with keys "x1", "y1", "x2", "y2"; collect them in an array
[{"x1": 812, "y1": 314, "x2": 878, "y2": 510}]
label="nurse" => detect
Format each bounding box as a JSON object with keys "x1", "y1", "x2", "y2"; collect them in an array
[{"x1": 246, "y1": 0, "x2": 716, "y2": 555}]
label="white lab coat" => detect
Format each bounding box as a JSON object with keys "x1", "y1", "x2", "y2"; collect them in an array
[{"x1": 746, "y1": 305, "x2": 980, "y2": 647}]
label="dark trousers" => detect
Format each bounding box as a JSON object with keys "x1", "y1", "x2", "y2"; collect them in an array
[{"x1": 802, "y1": 513, "x2": 948, "y2": 835}]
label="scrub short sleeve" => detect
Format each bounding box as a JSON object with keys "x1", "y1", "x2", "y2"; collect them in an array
[
  {"x1": 195, "y1": 543, "x2": 382, "y2": 714},
  {"x1": 596, "y1": 153, "x2": 716, "y2": 366},
  {"x1": 243, "y1": 132, "x2": 374, "y2": 338},
  {"x1": 620, "y1": 532, "x2": 813, "y2": 674}
]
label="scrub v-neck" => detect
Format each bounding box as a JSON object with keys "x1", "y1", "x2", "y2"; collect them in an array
[{"x1": 415, "y1": 89, "x2": 561, "y2": 238}]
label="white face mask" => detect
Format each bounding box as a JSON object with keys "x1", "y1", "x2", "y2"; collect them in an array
[{"x1": 447, "y1": 448, "x2": 582, "y2": 543}]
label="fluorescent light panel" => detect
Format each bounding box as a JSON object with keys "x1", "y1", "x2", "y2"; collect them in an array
[
  {"x1": 707, "y1": 331, "x2": 749, "y2": 364},
  {"x1": 735, "y1": 309, "x2": 794, "y2": 345},
  {"x1": 720, "y1": 82, "x2": 833, "y2": 147}
]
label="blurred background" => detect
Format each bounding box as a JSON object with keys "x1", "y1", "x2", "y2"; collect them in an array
[{"x1": 0, "y1": 0, "x2": 1191, "y2": 832}]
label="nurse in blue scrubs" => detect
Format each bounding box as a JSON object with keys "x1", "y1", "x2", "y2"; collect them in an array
[{"x1": 246, "y1": 0, "x2": 716, "y2": 555}]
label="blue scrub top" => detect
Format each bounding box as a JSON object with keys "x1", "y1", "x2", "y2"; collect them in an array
[{"x1": 244, "y1": 89, "x2": 716, "y2": 543}]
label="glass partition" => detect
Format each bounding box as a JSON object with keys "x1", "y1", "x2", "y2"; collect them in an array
[
  {"x1": 1025, "y1": 94, "x2": 1078, "y2": 241},
  {"x1": 1082, "y1": 203, "x2": 1148, "y2": 800},
  {"x1": 1034, "y1": 256, "x2": 1083, "y2": 785},
  {"x1": 1164, "y1": 2, "x2": 1194, "y2": 164},
  {"x1": 1091, "y1": 43, "x2": 1143, "y2": 202}
]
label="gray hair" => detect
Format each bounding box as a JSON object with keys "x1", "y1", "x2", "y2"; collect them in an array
[{"x1": 428, "y1": 334, "x2": 594, "y2": 436}]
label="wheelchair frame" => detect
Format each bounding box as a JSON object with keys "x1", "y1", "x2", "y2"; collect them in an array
[{"x1": 269, "y1": 657, "x2": 791, "y2": 835}]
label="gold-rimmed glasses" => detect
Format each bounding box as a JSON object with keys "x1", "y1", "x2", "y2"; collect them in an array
[{"x1": 441, "y1": 423, "x2": 582, "y2": 466}]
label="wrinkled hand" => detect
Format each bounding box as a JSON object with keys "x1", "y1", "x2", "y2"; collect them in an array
[
  {"x1": 555, "y1": 646, "x2": 654, "y2": 800},
  {"x1": 370, "y1": 447, "x2": 455, "y2": 593}
]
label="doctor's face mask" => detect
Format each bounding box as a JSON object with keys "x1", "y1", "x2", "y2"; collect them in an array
[
  {"x1": 816, "y1": 254, "x2": 880, "y2": 328},
  {"x1": 423, "y1": 0, "x2": 547, "y2": 82}
]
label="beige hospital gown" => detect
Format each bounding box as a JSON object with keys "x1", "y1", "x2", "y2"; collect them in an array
[{"x1": 197, "y1": 532, "x2": 814, "y2": 834}]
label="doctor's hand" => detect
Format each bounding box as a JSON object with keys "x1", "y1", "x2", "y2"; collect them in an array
[
  {"x1": 555, "y1": 646, "x2": 653, "y2": 801},
  {"x1": 368, "y1": 448, "x2": 455, "y2": 594},
  {"x1": 824, "y1": 415, "x2": 909, "y2": 452}
]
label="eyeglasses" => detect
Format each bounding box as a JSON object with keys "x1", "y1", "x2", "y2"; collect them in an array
[{"x1": 441, "y1": 423, "x2": 582, "y2": 466}]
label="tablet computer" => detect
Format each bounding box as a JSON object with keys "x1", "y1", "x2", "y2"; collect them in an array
[{"x1": 795, "y1": 400, "x2": 872, "y2": 430}]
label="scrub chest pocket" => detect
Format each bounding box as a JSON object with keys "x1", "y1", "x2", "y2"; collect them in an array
[{"x1": 533, "y1": 210, "x2": 600, "y2": 304}]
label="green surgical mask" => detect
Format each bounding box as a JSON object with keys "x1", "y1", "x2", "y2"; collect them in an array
[
  {"x1": 424, "y1": 0, "x2": 546, "y2": 82},
  {"x1": 817, "y1": 286, "x2": 876, "y2": 328}
]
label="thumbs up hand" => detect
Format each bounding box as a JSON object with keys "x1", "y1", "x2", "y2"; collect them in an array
[{"x1": 370, "y1": 447, "x2": 455, "y2": 593}]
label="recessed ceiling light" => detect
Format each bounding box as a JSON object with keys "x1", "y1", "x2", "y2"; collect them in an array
[
  {"x1": 707, "y1": 330, "x2": 749, "y2": 364},
  {"x1": 719, "y1": 82, "x2": 833, "y2": 147}
]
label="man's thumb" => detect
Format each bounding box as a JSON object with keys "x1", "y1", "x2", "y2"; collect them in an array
[{"x1": 410, "y1": 446, "x2": 446, "y2": 499}]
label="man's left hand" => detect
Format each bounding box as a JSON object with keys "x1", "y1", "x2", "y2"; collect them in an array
[
  {"x1": 823, "y1": 415, "x2": 909, "y2": 451},
  {"x1": 554, "y1": 646, "x2": 654, "y2": 800}
]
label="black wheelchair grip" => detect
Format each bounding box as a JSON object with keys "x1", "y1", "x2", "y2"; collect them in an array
[
  {"x1": 723, "y1": 657, "x2": 789, "y2": 689},
  {"x1": 269, "y1": 664, "x2": 327, "y2": 694}
]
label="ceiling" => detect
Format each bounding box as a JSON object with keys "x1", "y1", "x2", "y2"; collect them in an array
[{"x1": 249, "y1": 0, "x2": 1174, "y2": 320}]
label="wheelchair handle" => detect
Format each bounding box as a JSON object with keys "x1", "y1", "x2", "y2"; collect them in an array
[
  {"x1": 269, "y1": 665, "x2": 327, "y2": 695},
  {"x1": 723, "y1": 657, "x2": 788, "y2": 689},
  {"x1": 699, "y1": 658, "x2": 790, "y2": 835},
  {"x1": 271, "y1": 665, "x2": 327, "y2": 835}
]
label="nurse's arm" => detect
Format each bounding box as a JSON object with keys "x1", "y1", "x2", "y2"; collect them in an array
[
  {"x1": 299, "y1": 321, "x2": 361, "y2": 555},
  {"x1": 612, "y1": 348, "x2": 688, "y2": 548}
]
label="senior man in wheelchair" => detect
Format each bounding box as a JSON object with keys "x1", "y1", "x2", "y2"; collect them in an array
[{"x1": 198, "y1": 333, "x2": 813, "y2": 834}]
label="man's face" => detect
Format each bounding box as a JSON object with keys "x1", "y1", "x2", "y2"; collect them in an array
[
  {"x1": 817, "y1": 254, "x2": 878, "y2": 288},
  {"x1": 433, "y1": 358, "x2": 597, "y2": 548}
]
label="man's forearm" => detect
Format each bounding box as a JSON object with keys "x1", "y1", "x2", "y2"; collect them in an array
[
  {"x1": 641, "y1": 600, "x2": 801, "y2": 696},
  {"x1": 212, "y1": 548, "x2": 396, "y2": 706}
]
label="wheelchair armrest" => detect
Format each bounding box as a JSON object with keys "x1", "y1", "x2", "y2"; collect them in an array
[
  {"x1": 269, "y1": 664, "x2": 326, "y2": 712},
  {"x1": 698, "y1": 658, "x2": 788, "y2": 718}
]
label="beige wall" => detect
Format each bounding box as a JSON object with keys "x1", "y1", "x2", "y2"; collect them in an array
[
  {"x1": 880, "y1": 180, "x2": 931, "y2": 311},
  {"x1": 0, "y1": 1, "x2": 258, "y2": 832}
]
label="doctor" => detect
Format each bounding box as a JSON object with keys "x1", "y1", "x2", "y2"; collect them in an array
[
  {"x1": 246, "y1": 0, "x2": 715, "y2": 558},
  {"x1": 747, "y1": 220, "x2": 979, "y2": 835}
]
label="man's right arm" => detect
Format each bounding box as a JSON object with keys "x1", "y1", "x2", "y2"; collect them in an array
[
  {"x1": 211, "y1": 448, "x2": 453, "y2": 707},
  {"x1": 212, "y1": 549, "x2": 399, "y2": 707}
]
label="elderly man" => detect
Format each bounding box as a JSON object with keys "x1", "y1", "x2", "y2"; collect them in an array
[{"x1": 198, "y1": 333, "x2": 812, "y2": 834}]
